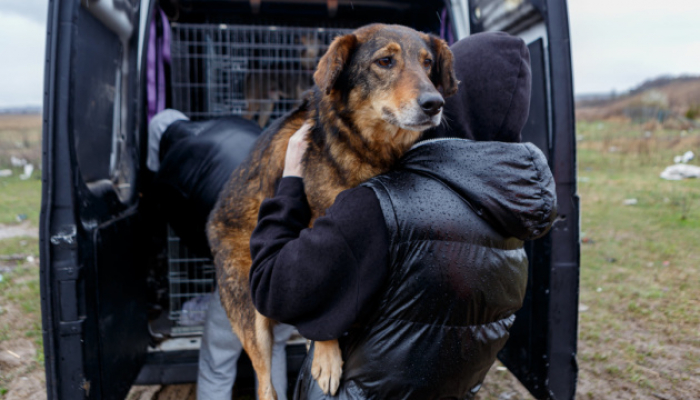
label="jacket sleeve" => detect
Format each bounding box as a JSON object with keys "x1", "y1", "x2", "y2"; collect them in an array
[{"x1": 249, "y1": 177, "x2": 390, "y2": 341}]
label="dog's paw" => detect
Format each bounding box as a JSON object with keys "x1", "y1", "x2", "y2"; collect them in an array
[{"x1": 311, "y1": 340, "x2": 343, "y2": 395}]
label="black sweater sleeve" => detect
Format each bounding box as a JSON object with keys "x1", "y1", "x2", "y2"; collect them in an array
[{"x1": 249, "y1": 177, "x2": 390, "y2": 341}]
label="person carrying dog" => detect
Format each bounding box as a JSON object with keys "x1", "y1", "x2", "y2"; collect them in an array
[{"x1": 248, "y1": 31, "x2": 557, "y2": 399}]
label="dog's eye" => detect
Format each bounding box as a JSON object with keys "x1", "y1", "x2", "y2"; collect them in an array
[
  {"x1": 423, "y1": 59, "x2": 432, "y2": 69},
  {"x1": 375, "y1": 57, "x2": 394, "y2": 68}
]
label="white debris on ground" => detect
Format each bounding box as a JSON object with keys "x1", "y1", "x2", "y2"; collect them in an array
[
  {"x1": 0, "y1": 221, "x2": 38, "y2": 240},
  {"x1": 661, "y1": 150, "x2": 699, "y2": 180},
  {"x1": 10, "y1": 156, "x2": 28, "y2": 167},
  {"x1": 660, "y1": 164, "x2": 700, "y2": 180},
  {"x1": 1, "y1": 157, "x2": 34, "y2": 180},
  {"x1": 19, "y1": 164, "x2": 34, "y2": 180},
  {"x1": 673, "y1": 150, "x2": 694, "y2": 164},
  {"x1": 1, "y1": 159, "x2": 34, "y2": 180}
]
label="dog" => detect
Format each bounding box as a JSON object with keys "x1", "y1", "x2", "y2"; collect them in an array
[
  {"x1": 244, "y1": 34, "x2": 321, "y2": 128},
  {"x1": 208, "y1": 23, "x2": 458, "y2": 400}
]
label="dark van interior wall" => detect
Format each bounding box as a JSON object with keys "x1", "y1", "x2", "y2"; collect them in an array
[{"x1": 73, "y1": 10, "x2": 122, "y2": 182}]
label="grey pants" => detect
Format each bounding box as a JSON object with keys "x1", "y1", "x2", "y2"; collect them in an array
[{"x1": 197, "y1": 289, "x2": 295, "y2": 400}]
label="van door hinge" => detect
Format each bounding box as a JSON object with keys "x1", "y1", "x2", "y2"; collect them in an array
[{"x1": 59, "y1": 320, "x2": 83, "y2": 336}]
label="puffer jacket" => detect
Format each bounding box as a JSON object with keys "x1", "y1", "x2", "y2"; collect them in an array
[{"x1": 293, "y1": 138, "x2": 557, "y2": 400}]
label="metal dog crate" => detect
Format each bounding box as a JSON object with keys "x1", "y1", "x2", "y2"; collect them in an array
[
  {"x1": 170, "y1": 23, "x2": 353, "y2": 123},
  {"x1": 166, "y1": 226, "x2": 216, "y2": 335},
  {"x1": 164, "y1": 23, "x2": 352, "y2": 333}
]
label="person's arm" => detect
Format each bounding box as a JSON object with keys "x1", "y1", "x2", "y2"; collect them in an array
[
  {"x1": 249, "y1": 180, "x2": 389, "y2": 341},
  {"x1": 248, "y1": 125, "x2": 390, "y2": 341}
]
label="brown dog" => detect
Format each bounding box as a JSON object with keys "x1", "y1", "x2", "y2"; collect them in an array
[{"x1": 207, "y1": 23, "x2": 458, "y2": 400}]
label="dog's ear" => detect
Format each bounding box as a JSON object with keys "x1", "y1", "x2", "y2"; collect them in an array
[
  {"x1": 426, "y1": 34, "x2": 459, "y2": 98},
  {"x1": 314, "y1": 34, "x2": 357, "y2": 95}
]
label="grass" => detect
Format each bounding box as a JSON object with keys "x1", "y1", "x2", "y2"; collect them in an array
[
  {"x1": 0, "y1": 114, "x2": 42, "y2": 169},
  {"x1": 573, "y1": 120, "x2": 700, "y2": 399},
  {"x1": 0, "y1": 114, "x2": 44, "y2": 398},
  {"x1": 0, "y1": 114, "x2": 42, "y2": 226},
  {"x1": 0, "y1": 232, "x2": 43, "y2": 394},
  {"x1": 476, "y1": 120, "x2": 700, "y2": 399},
  {"x1": 0, "y1": 174, "x2": 42, "y2": 226},
  {"x1": 0, "y1": 260, "x2": 44, "y2": 395}
]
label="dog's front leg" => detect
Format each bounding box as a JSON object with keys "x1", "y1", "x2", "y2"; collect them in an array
[
  {"x1": 249, "y1": 311, "x2": 278, "y2": 400},
  {"x1": 311, "y1": 339, "x2": 343, "y2": 395}
]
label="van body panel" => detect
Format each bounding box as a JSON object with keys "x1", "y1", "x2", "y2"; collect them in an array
[{"x1": 41, "y1": 1, "x2": 149, "y2": 399}]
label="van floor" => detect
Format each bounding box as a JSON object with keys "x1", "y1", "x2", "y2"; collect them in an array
[{"x1": 127, "y1": 382, "x2": 260, "y2": 400}]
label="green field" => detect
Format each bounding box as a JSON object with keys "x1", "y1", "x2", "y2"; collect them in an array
[
  {"x1": 475, "y1": 120, "x2": 700, "y2": 399},
  {"x1": 0, "y1": 115, "x2": 44, "y2": 399},
  {"x1": 573, "y1": 121, "x2": 700, "y2": 399},
  {"x1": 1, "y1": 115, "x2": 699, "y2": 399}
]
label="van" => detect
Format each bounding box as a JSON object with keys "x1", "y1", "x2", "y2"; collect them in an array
[{"x1": 40, "y1": 1, "x2": 579, "y2": 398}]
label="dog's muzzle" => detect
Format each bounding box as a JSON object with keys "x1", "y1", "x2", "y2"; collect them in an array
[{"x1": 418, "y1": 93, "x2": 444, "y2": 117}]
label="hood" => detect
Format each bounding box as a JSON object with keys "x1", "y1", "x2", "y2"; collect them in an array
[
  {"x1": 401, "y1": 139, "x2": 556, "y2": 240},
  {"x1": 424, "y1": 32, "x2": 532, "y2": 143}
]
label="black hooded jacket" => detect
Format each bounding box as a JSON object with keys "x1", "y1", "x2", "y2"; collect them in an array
[
  {"x1": 153, "y1": 117, "x2": 262, "y2": 256},
  {"x1": 423, "y1": 31, "x2": 532, "y2": 143},
  {"x1": 249, "y1": 32, "x2": 556, "y2": 399},
  {"x1": 294, "y1": 139, "x2": 555, "y2": 399}
]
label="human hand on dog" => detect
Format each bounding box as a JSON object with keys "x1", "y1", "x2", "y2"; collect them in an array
[{"x1": 283, "y1": 121, "x2": 312, "y2": 178}]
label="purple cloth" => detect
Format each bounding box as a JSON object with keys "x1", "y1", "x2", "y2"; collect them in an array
[
  {"x1": 147, "y1": 8, "x2": 171, "y2": 123},
  {"x1": 440, "y1": 7, "x2": 455, "y2": 45}
]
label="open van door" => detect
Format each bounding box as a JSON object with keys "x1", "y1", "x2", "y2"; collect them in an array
[
  {"x1": 40, "y1": 0, "x2": 151, "y2": 398},
  {"x1": 461, "y1": 0, "x2": 580, "y2": 398}
]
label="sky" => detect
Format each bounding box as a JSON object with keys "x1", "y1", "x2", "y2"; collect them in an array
[{"x1": 1, "y1": 0, "x2": 700, "y2": 107}]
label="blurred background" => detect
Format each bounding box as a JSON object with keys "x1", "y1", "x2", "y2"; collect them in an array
[{"x1": 0, "y1": 1, "x2": 698, "y2": 399}]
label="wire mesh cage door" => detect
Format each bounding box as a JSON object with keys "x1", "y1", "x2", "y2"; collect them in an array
[
  {"x1": 170, "y1": 23, "x2": 352, "y2": 125},
  {"x1": 165, "y1": 23, "x2": 352, "y2": 335},
  {"x1": 166, "y1": 225, "x2": 216, "y2": 335}
]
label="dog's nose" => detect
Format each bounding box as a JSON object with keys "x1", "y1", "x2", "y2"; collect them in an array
[{"x1": 419, "y1": 93, "x2": 445, "y2": 116}]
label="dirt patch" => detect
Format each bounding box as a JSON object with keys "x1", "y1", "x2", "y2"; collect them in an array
[
  {"x1": 0, "y1": 260, "x2": 44, "y2": 399},
  {"x1": 0, "y1": 115, "x2": 42, "y2": 131},
  {"x1": 0, "y1": 337, "x2": 44, "y2": 400},
  {"x1": 475, "y1": 363, "x2": 534, "y2": 400},
  {"x1": 0, "y1": 222, "x2": 38, "y2": 240},
  {"x1": 4, "y1": 370, "x2": 46, "y2": 400},
  {"x1": 0, "y1": 340, "x2": 36, "y2": 370},
  {"x1": 576, "y1": 317, "x2": 700, "y2": 400}
]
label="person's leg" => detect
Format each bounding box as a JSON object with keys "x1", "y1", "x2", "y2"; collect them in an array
[
  {"x1": 197, "y1": 288, "x2": 241, "y2": 400},
  {"x1": 270, "y1": 323, "x2": 295, "y2": 400},
  {"x1": 147, "y1": 108, "x2": 189, "y2": 172}
]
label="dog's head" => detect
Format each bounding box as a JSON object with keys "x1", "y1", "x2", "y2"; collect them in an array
[{"x1": 314, "y1": 24, "x2": 459, "y2": 132}]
